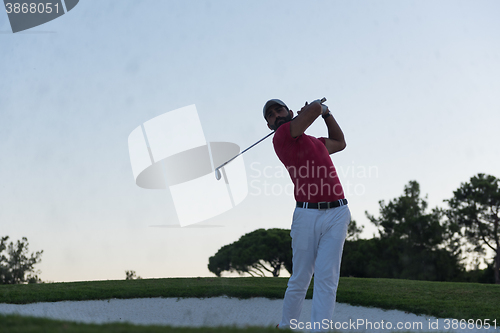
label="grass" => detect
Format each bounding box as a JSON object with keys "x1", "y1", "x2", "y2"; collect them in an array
[
  {"x1": 0, "y1": 315, "x2": 283, "y2": 333},
  {"x1": 0, "y1": 277, "x2": 295, "y2": 304},
  {"x1": 337, "y1": 278, "x2": 500, "y2": 321},
  {"x1": 0, "y1": 277, "x2": 499, "y2": 332}
]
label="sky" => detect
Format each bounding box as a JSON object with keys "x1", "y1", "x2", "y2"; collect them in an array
[{"x1": 1, "y1": 0, "x2": 499, "y2": 282}]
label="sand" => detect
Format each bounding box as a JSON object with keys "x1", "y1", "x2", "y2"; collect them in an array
[{"x1": 0, "y1": 297, "x2": 498, "y2": 332}]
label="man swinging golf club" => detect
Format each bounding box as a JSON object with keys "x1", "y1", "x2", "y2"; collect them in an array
[{"x1": 263, "y1": 98, "x2": 351, "y2": 332}]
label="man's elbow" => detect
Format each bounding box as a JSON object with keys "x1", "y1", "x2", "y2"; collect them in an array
[
  {"x1": 335, "y1": 140, "x2": 347, "y2": 152},
  {"x1": 329, "y1": 140, "x2": 346, "y2": 154}
]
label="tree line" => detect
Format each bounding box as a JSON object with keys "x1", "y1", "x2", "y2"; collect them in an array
[
  {"x1": 0, "y1": 236, "x2": 43, "y2": 284},
  {"x1": 208, "y1": 173, "x2": 500, "y2": 284}
]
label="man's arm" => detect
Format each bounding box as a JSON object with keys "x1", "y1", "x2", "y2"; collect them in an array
[
  {"x1": 289, "y1": 101, "x2": 322, "y2": 138},
  {"x1": 323, "y1": 110, "x2": 346, "y2": 154}
]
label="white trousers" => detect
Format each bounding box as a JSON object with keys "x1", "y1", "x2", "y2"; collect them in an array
[{"x1": 279, "y1": 204, "x2": 351, "y2": 332}]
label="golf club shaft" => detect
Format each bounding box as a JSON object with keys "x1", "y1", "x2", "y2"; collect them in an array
[
  {"x1": 215, "y1": 97, "x2": 327, "y2": 172},
  {"x1": 215, "y1": 131, "x2": 275, "y2": 171}
]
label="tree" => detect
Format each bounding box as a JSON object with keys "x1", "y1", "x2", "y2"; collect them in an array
[
  {"x1": 125, "y1": 270, "x2": 141, "y2": 280},
  {"x1": 347, "y1": 220, "x2": 364, "y2": 241},
  {"x1": 366, "y1": 181, "x2": 448, "y2": 250},
  {"x1": 356, "y1": 181, "x2": 462, "y2": 281},
  {"x1": 208, "y1": 229, "x2": 292, "y2": 277},
  {"x1": 0, "y1": 236, "x2": 43, "y2": 284},
  {"x1": 446, "y1": 173, "x2": 500, "y2": 284}
]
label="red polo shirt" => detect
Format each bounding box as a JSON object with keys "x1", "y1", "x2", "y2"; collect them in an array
[{"x1": 273, "y1": 122, "x2": 345, "y2": 203}]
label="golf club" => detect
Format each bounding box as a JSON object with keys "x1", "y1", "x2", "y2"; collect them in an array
[{"x1": 214, "y1": 97, "x2": 327, "y2": 180}]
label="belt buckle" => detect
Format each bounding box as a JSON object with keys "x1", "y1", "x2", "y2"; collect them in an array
[{"x1": 318, "y1": 202, "x2": 328, "y2": 210}]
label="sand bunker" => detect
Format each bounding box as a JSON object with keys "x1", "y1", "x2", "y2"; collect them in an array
[{"x1": 0, "y1": 297, "x2": 498, "y2": 332}]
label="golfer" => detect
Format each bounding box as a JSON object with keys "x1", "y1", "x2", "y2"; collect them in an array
[{"x1": 263, "y1": 99, "x2": 351, "y2": 331}]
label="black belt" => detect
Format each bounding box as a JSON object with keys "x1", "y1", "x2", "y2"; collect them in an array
[{"x1": 296, "y1": 198, "x2": 348, "y2": 210}]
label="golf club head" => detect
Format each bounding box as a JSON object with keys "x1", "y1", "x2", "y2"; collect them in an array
[{"x1": 215, "y1": 168, "x2": 222, "y2": 180}]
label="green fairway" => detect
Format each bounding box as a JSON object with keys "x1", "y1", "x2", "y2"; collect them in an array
[
  {"x1": 0, "y1": 314, "x2": 285, "y2": 333},
  {"x1": 0, "y1": 277, "x2": 499, "y2": 332}
]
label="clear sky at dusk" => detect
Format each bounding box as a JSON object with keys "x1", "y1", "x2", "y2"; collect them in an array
[{"x1": 1, "y1": 0, "x2": 499, "y2": 282}]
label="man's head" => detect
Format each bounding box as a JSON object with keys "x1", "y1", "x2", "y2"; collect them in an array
[{"x1": 263, "y1": 99, "x2": 294, "y2": 131}]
